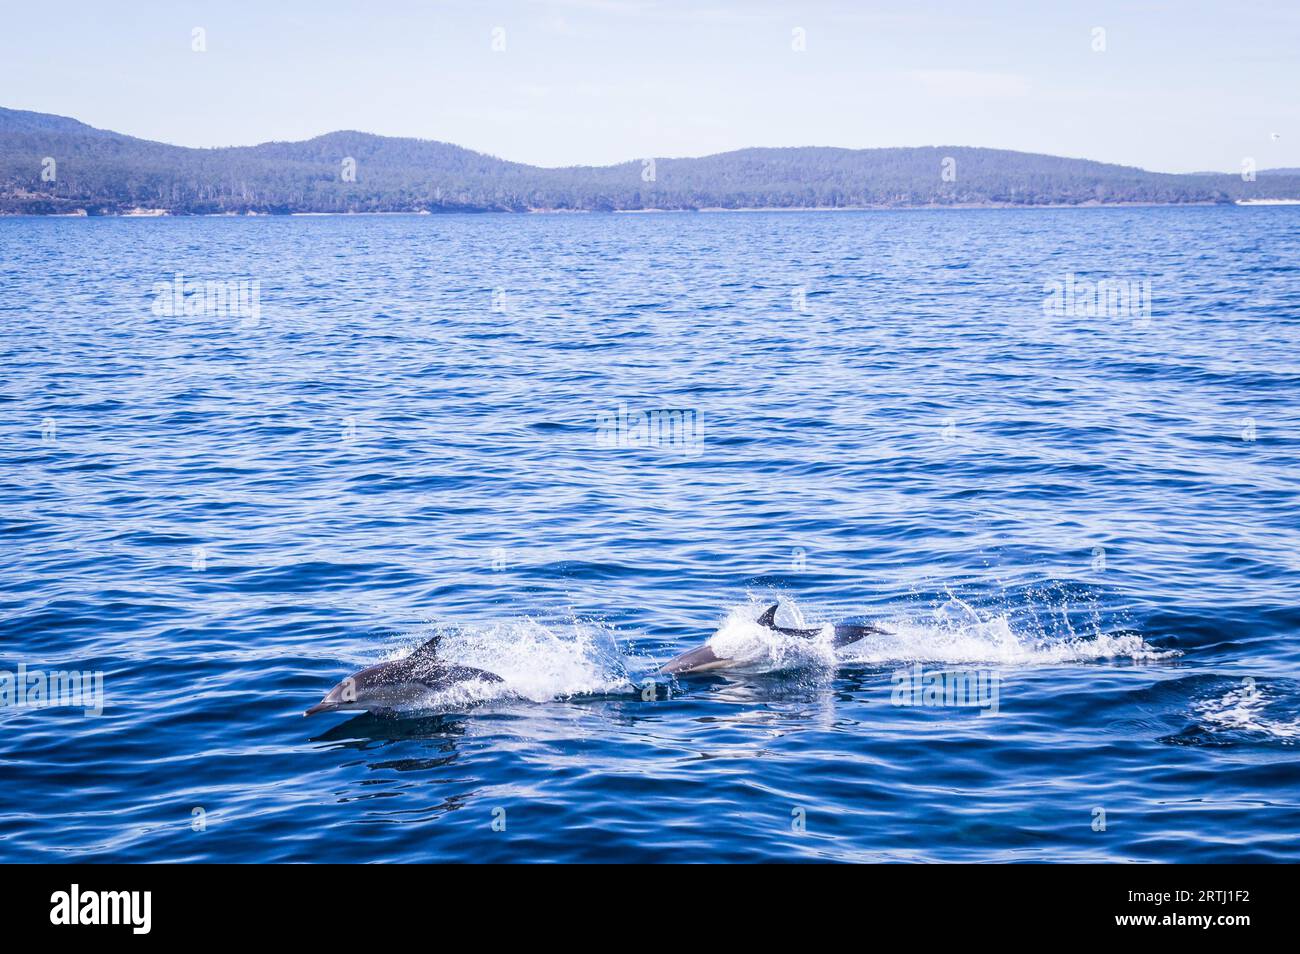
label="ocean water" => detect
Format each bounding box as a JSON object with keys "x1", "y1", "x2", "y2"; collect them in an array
[{"x1": 1, "y1": 207, "x2": 1298, "y2": 863}]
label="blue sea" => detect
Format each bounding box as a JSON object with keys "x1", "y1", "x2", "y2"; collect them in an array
[{"x1": 2, "y1": 207, "x2": 1298, "y2": 863}]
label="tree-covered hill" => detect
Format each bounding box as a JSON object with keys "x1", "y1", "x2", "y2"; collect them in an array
[{"x1": 3, "y1": 106, "x2": 1298, "y2": 214}]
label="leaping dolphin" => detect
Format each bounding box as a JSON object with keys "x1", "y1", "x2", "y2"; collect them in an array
[
  {"x1": 305, "y1": 632, "x2": 504, "y2": 716},
  {"x1": 659, "y1": 603, "x2": 888, "y2": 675}
]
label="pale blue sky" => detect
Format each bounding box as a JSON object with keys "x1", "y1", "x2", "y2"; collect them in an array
[{"x1": 2, "y1": 0, "x2": 1296, "y2": 172}]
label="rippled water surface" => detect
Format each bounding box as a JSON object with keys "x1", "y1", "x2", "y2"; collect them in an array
[{"x1": 2, "y1": 208, "x2": 1299, "y2": 862}]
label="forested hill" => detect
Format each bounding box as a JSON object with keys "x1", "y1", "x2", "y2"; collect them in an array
[{"x1": 3, "y1": 106, "x2": 1298, "y2": 214}]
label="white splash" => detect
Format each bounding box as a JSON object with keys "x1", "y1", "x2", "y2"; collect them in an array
[
  {"x1": 701, "y1": 595, "x2": 1174, "y2": 672},
  {"x1": 705, "y1": 603, "x2": 837, "y2": 672},
  {"x1": 1196, "y1": 681, "x2": 1300, "y2": 741},
  {"x1": 394, "y1": 617, "x2": 634, "y2": 707},
  {"x1": 841, "y1": 614, "x2": 1172, "y2": 666}
]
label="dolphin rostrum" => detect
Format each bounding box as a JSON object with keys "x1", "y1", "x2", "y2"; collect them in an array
[
  {"x1": 305, "y1": 632, "x2": 504, "y2": 716},
  {"x1": 659, "y1": 603, "x2": 888, "y2": 676}
]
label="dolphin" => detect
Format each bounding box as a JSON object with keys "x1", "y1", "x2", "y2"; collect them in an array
[
  {"x1": 659, "y1": 603, "x2": 888, "y2": 676},
  {"x1": 305, "y1": 632, "x2": 504, "y2": 716}
]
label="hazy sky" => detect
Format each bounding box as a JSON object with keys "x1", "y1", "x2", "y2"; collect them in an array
[{"x1": 2, "y1": 0, "x2": 1296, "y2": 172}]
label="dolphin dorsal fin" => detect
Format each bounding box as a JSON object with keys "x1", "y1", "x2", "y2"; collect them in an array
[
  {"x1": 756, "y1": 603, "x2": 779, "y2": 628},
  {"x1": 412, "y1": 632, "x2": 443, "y2": 659}
]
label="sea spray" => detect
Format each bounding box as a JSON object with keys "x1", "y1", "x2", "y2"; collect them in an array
[
  {"x1": 393, "y1": 617, "x2": 636, "y2": 708},
  {"x1": 694, "y1": 595, "x2": 1175, "y2": 673}
]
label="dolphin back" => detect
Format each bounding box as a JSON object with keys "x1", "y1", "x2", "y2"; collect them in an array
[
  {"x1": 757, "y1": 602, "x2": 887, "y2": 648},
  {"x1": 429, "y1": 663, "x2": 505, "y2": 686},
  {"x1": 830, "y1": 622, "x2": 887, "y2": 648}
]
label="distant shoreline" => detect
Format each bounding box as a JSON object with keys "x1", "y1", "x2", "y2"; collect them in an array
[
  {"x1": 7, "y1": 105, "x2": 1299, "y2": 216},
  {"x1": 8, "y1": 200, "x2": 1289, "y2": 218}
]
